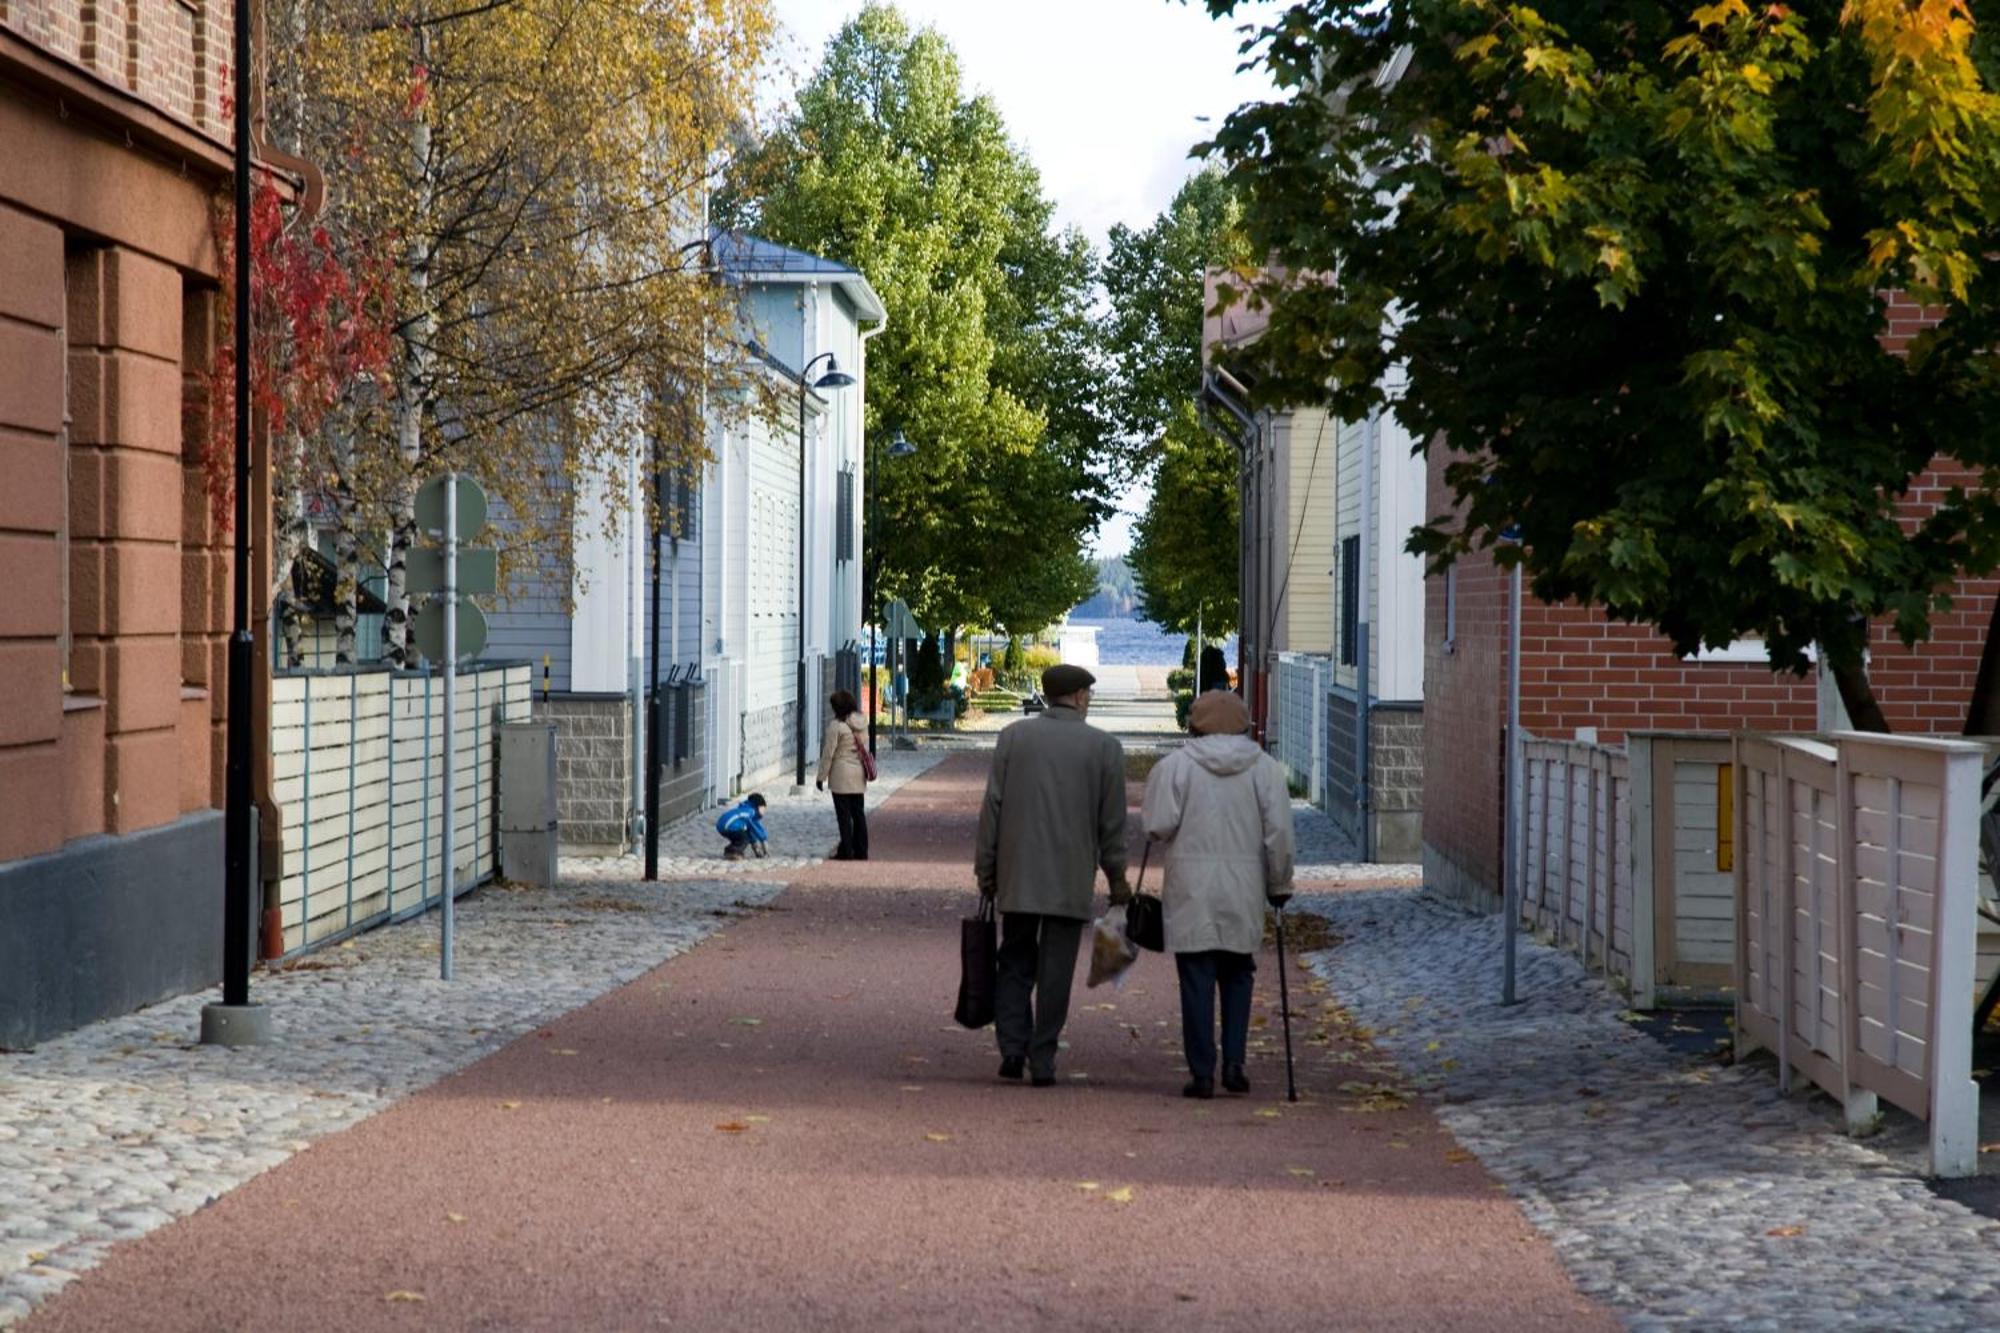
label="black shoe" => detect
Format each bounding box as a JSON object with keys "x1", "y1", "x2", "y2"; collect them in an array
[
  {"x1": 998, "y1": 1056, "x2": 1025, "y2": 1081},
  {"x1": 1031, "y1": 1069, "x2": 1057, "y2": 1088},
  {"x1": 1222, "y1": 1065, "x2": 1250, "y2": 1095},
  {"x1": 1183, "y1": 1077, "x2": 1215, "y2": 1100}
]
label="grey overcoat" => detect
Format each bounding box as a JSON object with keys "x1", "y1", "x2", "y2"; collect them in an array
[{"x1": 974, "y1": 705, "x2": 1128, "y2": 919}]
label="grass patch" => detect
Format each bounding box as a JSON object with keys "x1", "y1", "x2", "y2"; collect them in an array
[{"x1": 1124, "y1": 751, "x2": 1166, "y2": 782}]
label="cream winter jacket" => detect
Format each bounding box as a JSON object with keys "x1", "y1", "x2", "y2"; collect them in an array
[
  {"x1": 816, "y1": 716, "x2": 869, "y2": 796},
  {"x1": 1140, "y1": 735, "x2": 1295, "y2": 954}
]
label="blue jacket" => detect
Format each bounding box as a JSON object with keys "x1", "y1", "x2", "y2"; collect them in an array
[{"x1": 716, "y1": 801, "x2": 767, "y2": 843}]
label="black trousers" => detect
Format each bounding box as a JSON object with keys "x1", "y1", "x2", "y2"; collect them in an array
[
  {"x1": 832, "y1": 793, "x2": 868, "y2": 859},
  {"x1": 995, "y1": 911, "x2": 1085, "y2": 1075},
  {"x1": 1176, "y1": 950, "x2": 1256, "y2": 1082}
]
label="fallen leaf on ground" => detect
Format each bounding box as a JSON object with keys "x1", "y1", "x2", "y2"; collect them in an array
[
  {"x1": 731, "y1": 1017, "x2": 763, "y2": 1027},
  {"x1": 1424, "y1": 1040, "x2": 1443, "y2": 1053},
  {"x1": 899, "y1": 1085, "x2": 924, "y2": 1092},
  {"x1": 1286, "y1": 1167, "x2": 1315, "y2": 1177},
  {"x1": 385, "y1": 1291, "x2": 426, "y2": 1304},
  {"x1": 498, "y1": 1101, "x2": 522, "y2": 1111},
  {"x1": 925, "y1": 1132, "x2": 952, "y2": 1143},
  {"x1": 743, "y1": 1115, "x2": 771, "y2": 1124},
  {"x1": 550, "y1": 1048, "x2": 579, "y2": 1056},
  {"x1": 715, "y1": 1121, "x2": 750, "y2": 1134},
  {"x1": 1075, "y1": 1181, "x2": 1100, "y2": 1192},
  {"x1": 1255, "y1": 1108, "x2": 1283, "y2": 1119},
  {"x1": 1980, "y1": 1142, "x2": 2000, "y2": 1154},
  {"x1": 1444, "y1": 1148, "x2": 1474, "y2": 1164},
  {"x1": 445, "y1": 1212, "x2": 467, "y2": 1225},
  {"x1": 1766, "y1": 1225, "x2": 1805, "y2": 1239},
  {"x1": 1105, "y1": 1186, "x2": 1135, "y2": 1205}
]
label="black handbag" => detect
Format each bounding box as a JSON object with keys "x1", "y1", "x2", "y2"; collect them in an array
[
  {"x1": 1125, "y1": 841, "x2": 1165, "y2": 953},
  {"x1": 954, "y1": 895, "x2": 998, "y2": 1029}
]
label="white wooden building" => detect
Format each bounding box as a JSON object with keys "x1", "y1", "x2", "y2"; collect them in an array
[{"x1": 703, "y1": 234, "x2": 886, "y2": 795}]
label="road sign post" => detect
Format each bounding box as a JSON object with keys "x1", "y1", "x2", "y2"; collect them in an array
[{"x1": 411, "y1": 472, "x2": 494, "y2": 982}]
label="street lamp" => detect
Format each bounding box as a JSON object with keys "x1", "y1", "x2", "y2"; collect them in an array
[
  {"x1": 779, "y1": 348, "x2": 855, "y2": 790},
  {"x1": 866, "y1": 428, "x2": 918, "y2": 754}
]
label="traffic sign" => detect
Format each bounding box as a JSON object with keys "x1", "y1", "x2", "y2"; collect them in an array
[
  {"x1": 415, "y1": 474, "x2": 488, "y2": 542},
  {"x1": 407, "y1": 547, "x2": 497, "y2": 597},
  {"x1": 883, "y1": 598, "x2": 925, "y2": 640},
  {"x1": 413, "y1": 600, "x2": 488, "y2": 661}
]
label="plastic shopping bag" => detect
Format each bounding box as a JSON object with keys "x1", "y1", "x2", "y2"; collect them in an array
[{"x1": 1086, "y1": 907, "x2": 1141, "y2": 989}]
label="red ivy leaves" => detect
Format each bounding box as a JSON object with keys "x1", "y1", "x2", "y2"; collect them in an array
[{"x1": 197, "y1": 180, "x2": 396, "y2": 532}]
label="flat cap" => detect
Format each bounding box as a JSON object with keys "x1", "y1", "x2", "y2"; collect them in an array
[
  {"x1": 1041, "y1": 664, "x2": 1096, "y2": 699},
  {"x1": 1188, "y1": 688, "x2": 1251, "y2": 736}
]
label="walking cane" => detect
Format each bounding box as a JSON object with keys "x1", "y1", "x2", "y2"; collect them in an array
[{"x1": 1274, "y1": 903, "x2": 1299, "y2": 1103}]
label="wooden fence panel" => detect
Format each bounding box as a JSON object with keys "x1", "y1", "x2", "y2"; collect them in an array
[{"x1": 1733, "y1": 732, "x2": 1982, "y2": 1176}]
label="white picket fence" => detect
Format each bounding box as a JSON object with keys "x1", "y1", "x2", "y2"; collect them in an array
[
  {"x1": 1520, "y1": 739, "x2": 1636, "y2": 983},
  {"x1": 269, "y1": 663, "x2": 532, "y2": 954},
  {"x1": 1735, "y1": 732, "x2": 1984, "y2": 1177}
]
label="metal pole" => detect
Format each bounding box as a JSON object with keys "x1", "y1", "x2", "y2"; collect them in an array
[
  {"x1": 1357, "y1": 413, "x2": 1376, "y2": 863},
  {"x1": 867, "y1": 433, "x2": 879, "y2": 755},
  {"x1": 197, "y1": 0, "x2": 272, "y2": 1044},
  {"x1": 796, "y1": 374, "x2": 808, "y2": 791},
  {"x1": 645, "y1": 444, "x2": 664, "y2": 881},
  {"x1": 1504, "y1": 559, "x2": 1522, "y2": 1005},
  {"x1": 442, "y1": 473, "x2": 457, "y2": 981}
]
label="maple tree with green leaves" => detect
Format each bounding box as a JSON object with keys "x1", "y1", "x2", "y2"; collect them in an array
[{"x1": 1204, "y1": 0, "x2": 2000, "y2": 729}]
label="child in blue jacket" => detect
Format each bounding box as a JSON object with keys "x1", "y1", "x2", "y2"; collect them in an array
[{"x1": 716, "y1": 793, "x2": 768, "y2": 860}]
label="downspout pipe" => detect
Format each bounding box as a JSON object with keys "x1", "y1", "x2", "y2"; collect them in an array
[
  {"x1": 1357, "y1": 411, "x2": 1377, "y2": 863},
  {"x1": 1201, "y1": 371, "x2": 1260, "y2": 729}
]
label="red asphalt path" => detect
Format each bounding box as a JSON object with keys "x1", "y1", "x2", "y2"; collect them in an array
[{"x1": 29, "y1": 753, "x2": 1610, "y2": 1332}]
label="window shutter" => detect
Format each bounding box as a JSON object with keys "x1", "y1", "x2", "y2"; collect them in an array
[
  {"x1": 836, "y1": 468, "x2": 855, "y2": 563},
  {"x1": 1340, "y1": 535, "x2": 1360, "y2": 667}
]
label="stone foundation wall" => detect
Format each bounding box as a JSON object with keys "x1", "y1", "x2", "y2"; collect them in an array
[
  {"x1": 1369, "y1": 704, "x2": 1424, "y2": 863},
  {"x1": 740, "y1": 700, "x2": 797, "y2": 793},
  {"x1": 537, "y1": 695, "x2": 632, "y2": 852}
]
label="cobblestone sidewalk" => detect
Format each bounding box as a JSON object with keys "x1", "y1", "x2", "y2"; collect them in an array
[{"x1": 1299, "y1": 888, "x2": 2000, "y2": 1330}]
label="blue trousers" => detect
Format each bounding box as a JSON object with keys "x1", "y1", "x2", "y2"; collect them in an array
[{"x1": 1176, "y1": 950, "x2": 1256, "y2": 1082}]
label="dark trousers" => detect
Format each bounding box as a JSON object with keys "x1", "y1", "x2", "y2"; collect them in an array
[
  {"x1": 995, "y1": 912, "x2": 1085, "y2": 1075},
  {"x1": 1176, "y1": 950, "x2": 1256, "y2": 1082},
  {"x1": 833, "y1": 793, "x2": 868, "y2": 859}
]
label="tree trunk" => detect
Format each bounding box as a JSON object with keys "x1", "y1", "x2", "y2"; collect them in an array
[
  {"x1": 332, "y1": 464, "x2": 359, "y2": 665},
  {"x1": 383, "y1": 27, "x2": 434, "y2": 669},
  {"x1": 1961, "y1": 597, "x2": 2000, "y2": 735},
  {"x1": 1830, "y1": 654, "x2": 1891, "y2": 733}
]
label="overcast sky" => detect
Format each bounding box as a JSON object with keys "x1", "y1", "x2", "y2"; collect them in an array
[{"x1": 764, "y1": 0, "x2": 1276, "y2": 556}]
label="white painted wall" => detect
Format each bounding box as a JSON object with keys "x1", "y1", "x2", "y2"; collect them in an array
[{"x1": 570, "y1": 459, "x2": 638, "y2": 692}]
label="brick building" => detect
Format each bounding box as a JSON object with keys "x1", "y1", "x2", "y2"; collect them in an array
[
  {"x1": 1421, "y1": 313, "x2": 1999, "y2": 904},
  {"x1": 0, "y1": 0, "x2": 248, "y2": 1046}
]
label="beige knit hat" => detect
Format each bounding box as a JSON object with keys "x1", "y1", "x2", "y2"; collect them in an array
[{"x1": 1188, "y1": 689, "x2": 1250, "y2": 737}]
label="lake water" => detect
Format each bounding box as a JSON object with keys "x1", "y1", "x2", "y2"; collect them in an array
[{"x1": 1069, "y1": 617, "x2": 1239, "y2": 667}]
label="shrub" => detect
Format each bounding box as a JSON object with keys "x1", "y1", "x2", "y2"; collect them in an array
[
  {"x1": 910, "y1": 633, "x2": 946, "y2": 697},
  {"x1": 1166, "y1": 668, "x2": 1195, "y2": 692},
  {"x1": 1173, "y1": 689, "x2": 1194, "y2": 732},
  {"x1": 1024, "y1": 643, "x2": 1061, "y2": 670},
  {"x1": 1003, "y1": 636, "x2": 1025, "y2": 672}
]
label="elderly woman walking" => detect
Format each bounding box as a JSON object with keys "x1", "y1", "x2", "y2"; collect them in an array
[
  {"x1": 815, "y1": 689, "x2": 871, "y2": 860},
  {"x1": 1141, "y1": 689, "x2": 1295, "y2": 1099}
]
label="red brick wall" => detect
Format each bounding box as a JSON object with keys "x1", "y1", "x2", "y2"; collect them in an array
[
  {"x1": 1421, "y1": 441, "x2": 1509, "y2": 903},
  {"x1": 2, "y1": 0, "x2": 229, "y2": 139}
]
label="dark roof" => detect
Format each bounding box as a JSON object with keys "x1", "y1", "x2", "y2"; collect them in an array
[{"x1": 711, "y1": 231, "x2": 862, "y2": 280}]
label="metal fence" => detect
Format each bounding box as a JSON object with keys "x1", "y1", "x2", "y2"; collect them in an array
[
  {"x1": 1273, "y1": 653, "x2": 1331, "y2": 802},
  {"x1": 1735, "y1": 732, "x2": 1984, "y2": 1176},
  {"x1": 269, "y1": 661, "x2": 532, "y2": 955}
]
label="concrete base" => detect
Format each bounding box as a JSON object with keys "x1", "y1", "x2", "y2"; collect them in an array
[
  {"x1": 0, "y1": 811, "x2": 231, "y2": 1050},
  {"x1": 501, "y1": 826, "x2": 559, "y2": 887},
  {"x1": 199, "y1": 1002, "x2": 273, "y2": 1047}
]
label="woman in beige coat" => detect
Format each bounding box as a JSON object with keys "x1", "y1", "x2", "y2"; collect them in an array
[
  {"x1": 815, "y1": 689, "x2": 871, "y2": 860},
  {"x1": 1141, "y1": 689, "x2": 1295, "y2": 1099}
]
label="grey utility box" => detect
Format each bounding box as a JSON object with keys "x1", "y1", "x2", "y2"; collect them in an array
[{"x1": 499, "y1": 721, "x2": 559, "y2": 887}]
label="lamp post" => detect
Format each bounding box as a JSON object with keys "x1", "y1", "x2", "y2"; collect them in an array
[
  {"x1": 786, "y1": 349, "x2": 854, "y2": 790},
  {"x1": 866, "y1": 429, "x2": 916, "y2": 754},
  {"x1": 200, "y1": 0, "x2": 269, "y2": 1045}
]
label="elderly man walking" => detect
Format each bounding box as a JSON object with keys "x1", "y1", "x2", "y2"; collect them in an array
[{"x1": 975, "y1": 664, "x2": 1131, "y2": 1086}]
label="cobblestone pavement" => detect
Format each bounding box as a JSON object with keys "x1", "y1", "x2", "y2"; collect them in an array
[
  {"x1": 1289, "y1": 798, "x2": 1424, "y2": 884},
  {"x1": 1298, "y1": 888, "x2": 2000, "y2": 1330},
  {"x1": 0, "y1": 751, "x2": 949, "y2": 1329}
]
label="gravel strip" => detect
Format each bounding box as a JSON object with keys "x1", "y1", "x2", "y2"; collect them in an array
[
  {"x1": 1297, "y1": 888, "x2": 2000, "y2": 1330},
  {"x1": 0, "y1": 749, "x2": 949, "y2": 1328}
]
